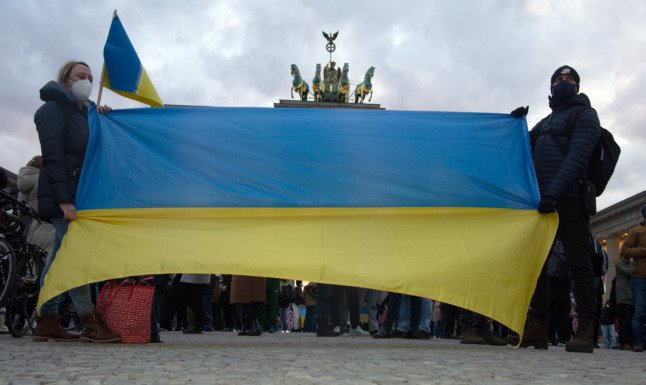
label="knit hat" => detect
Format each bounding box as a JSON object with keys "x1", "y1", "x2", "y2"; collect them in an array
[
  {"x1": 551, "y1": 65, "x2": 580, "y2": 87},
  {"x1": 641, "y1": 204, "x2": 646, "y2": 218}
]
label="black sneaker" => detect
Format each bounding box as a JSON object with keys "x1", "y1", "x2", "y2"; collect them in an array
[
  {"x1": 372, "y1": 328, "x2": 392, "y2": 339},
  {"x1": 316, "y1": 328, "x2": 340, "y2": 337},
  {"x1": 412, "y1": 330, "x2": 432, "y2": 339},
  {"x1": 390, "y1": 329, "x2": 407, "y2": 338},
  {"x1": 182, "y1": 325, "x2": 203, "y2": 334}
]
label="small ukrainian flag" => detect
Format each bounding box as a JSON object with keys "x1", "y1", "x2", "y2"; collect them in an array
[{"x1": 103, "y1": 12, "x2": 163, "y2": 107}]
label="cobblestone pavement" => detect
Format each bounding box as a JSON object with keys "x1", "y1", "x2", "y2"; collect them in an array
[{"x1": 1, "y1": 331, "x2": 643, "y2": 385}]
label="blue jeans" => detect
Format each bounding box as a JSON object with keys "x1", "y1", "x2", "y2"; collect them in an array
[
  {"x1": 396, "y1": 295, "x2": 411, "y2": 332},
  {"x1": 631, "y1": 277, "x2": 646, "y2": 347},
  {"x1": 600, "y1": 324, "x2": 616, "y2": 348},
  {"x1": 39, "y1": 218, "x2": 94, "y2": 316},
  {"x1": 419, "y1": 299, "x2": 433, "y2": 333},
  {"x1": 279, "y1": 306, "x2": 289, "y2": 331}
]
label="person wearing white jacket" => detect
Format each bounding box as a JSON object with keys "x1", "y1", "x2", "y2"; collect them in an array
[{"x1": 17, "y1": 156, "x2": 55, "y2": 254}]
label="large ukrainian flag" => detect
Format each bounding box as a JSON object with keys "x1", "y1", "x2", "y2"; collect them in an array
[
  {"x1": 38, "y1": 106, "x2": 557, "y2": 334},
  {"x1": 103, "y1": 13, "x2": 163, "y2": 107}
]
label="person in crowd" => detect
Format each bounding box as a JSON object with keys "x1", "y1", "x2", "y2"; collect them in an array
[
  {"x1": 17, "y1": 155, "x2": 55, "y2": 254},
  {"x1": 180, "y1": 273, "x2": 211, "y2": 334},
  {"x1": 599, "y1": 300, "x2": 617, "y2": 349},
  {"x1": 358, "y1": 288, "x2": 388, "y2": 335},
  {"x1": 291, "y1": 280, "x2": 305, "y2": 332},
  {"x1": 614, "y1": 255, "x2": 633, "y2": 350},
  {"x1": 218, "y1": 274, "x2": 234, "y2": 331},
  {"x1": 230, "y1": 275, "x2": 266, "y2": 336},
  {"x1": 210, "y1": 275, "x2": 224, "y2": 330},
  {"x1": 444, "y1": 303, "x2": 462, "y2": 339},
  {"x1": 372, "y1": 292, "x2": 402, "y2": 338},
  {"x1": 278, "y1": 280, "x2": 293, "y2": 332},
  {"x1": 33, "y1": 60, "x2": 120, "y2": 343},
  {"x1": 315, "y1": 283, "x2": 340, "y2": 337},
  {"x1": 202, "y1": 275, "x2": 215, "y2": 332},
  {"x1": 620, "y1": 204, "x2": 646, "y2": 352},
  {"x1": 509, "y1": 65, "x2": 601, "y2": 353},
  {"x1": 302, "y1": 282, "x2": 318, "y2": 332},
  {"x1": 333, "y1": 285, "x2": 368, "y2": 336},
  {"x1": 258, "y1": 277, "x2": 279, "y2": 333},
  {"x1": 159, "y1": 274, "x2": 187, "y2": 331},
  {"x1": 459, "y1": 309, "x2": 507, "y2": 346},
  {"x1": 431, "y1": 301, "x2": 443, "y2": 338}
]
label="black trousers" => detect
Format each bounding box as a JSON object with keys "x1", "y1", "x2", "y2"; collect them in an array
[
  {"x1": 617, "y1": 303, "x2": 634, "y2": 346},
  {"x1": 531, "y1": 197, "x2": 596, "y2": 321},
  {"x1": 180, "y1": 282, "x2": 209, "y2": 329},
  {"x1": 459, "y1": 309, "x2": 492, "y2": 333}
]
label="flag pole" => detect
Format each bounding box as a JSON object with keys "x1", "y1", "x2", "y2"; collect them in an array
[
  {"x1": 97, "y1": 10, "x2": 117, "y2": 107},
  {"x1": 96, "y1": 63, "x2": 106, "y2": 106}
]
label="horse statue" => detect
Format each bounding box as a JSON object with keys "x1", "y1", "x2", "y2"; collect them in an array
[
  {"x1": 290, "y1": 64, "x2": 310, "y2": 101},
  {"x1": 354, "y1": 66, "x2": 375, "y2": 103},
  {"x1": 339, "y1": 63, "x2": 350, "y2": 103},
  {"x1": 312, "y1": 63, "x2": 324, "y2": 102}
]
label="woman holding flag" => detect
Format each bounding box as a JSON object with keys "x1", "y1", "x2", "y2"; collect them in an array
[{"x1": 32, "y1": 60, "x2": 121, "y2": 343}]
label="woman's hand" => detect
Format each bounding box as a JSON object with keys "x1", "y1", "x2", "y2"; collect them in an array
[
  {"x1": 97, "y1": 105, "x2": 112, "y2": 114},
  {"x1": 59, "y1": 203, "x2": 78, "y2": 220}
]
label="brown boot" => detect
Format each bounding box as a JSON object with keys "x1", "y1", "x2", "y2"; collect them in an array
[
  {"x1": 565, "y1": 317, "x2": 595, "y2": 353},
  {"x1": 460, "y1": 328, "x2": 485, "y2": 344},
  {"x1": 80, "y1": 310, "x2": 122, "y2": 343},
  {"x1": 505, "y1": 318, "x2": 548, "y2": 349},
  {"x1": 32, "y1": 313, "x2": 81, "y2": 342}
]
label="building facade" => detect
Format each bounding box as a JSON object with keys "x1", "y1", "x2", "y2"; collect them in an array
[{"x1": 591, "y1": 190, "x2": 646, "y2": 292}]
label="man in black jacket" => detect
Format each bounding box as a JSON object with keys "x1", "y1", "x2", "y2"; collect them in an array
[{"x1": 508, "y1": 65, "x2": 601, "y2": 353}]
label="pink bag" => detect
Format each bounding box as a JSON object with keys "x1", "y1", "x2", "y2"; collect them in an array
[{"x1": 96, "y1": 276, "x2": 155, "y2": 343}]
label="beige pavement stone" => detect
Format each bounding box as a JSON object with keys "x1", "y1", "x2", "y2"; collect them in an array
[{"x1": 0, "y1": 331, "x2": 643, "y2": 385}]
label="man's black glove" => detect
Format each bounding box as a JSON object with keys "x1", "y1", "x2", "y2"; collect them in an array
[
  {"x1": 537, "y1": 196, "x2": 556, "y2": 214},
  {"x1": 510, "y1": 106, "x2": 529, "y2": 117}
]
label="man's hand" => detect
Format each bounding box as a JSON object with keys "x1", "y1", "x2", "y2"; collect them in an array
[
  {"x1": 537, "y1": 196, "x2": 556, "y2": 214},
  {"x1": 510, "y1": 106, "x2": 529, "y2": 117},
  {"x1": 59, "y1": 203, "x2": 78, "y2": 220}
]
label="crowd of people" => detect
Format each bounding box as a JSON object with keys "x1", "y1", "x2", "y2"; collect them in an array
[{"x1": 1, "y1": 60, "x2": 644, "y2": 354}]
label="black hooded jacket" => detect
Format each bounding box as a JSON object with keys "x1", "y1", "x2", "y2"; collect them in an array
[
  {"x1": 34, "y1": 81, "x2": 90, "y2": 218},
  {"x1": 530, "y1": 93, "x2": 601, "y2": 200}
]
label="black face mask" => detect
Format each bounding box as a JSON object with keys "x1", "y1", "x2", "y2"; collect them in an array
[{"x1": 551, "y1": 81, "x2": 577, "y2": 101}]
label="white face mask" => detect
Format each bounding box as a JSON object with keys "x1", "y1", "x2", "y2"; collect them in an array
[{"x1": 70, "y1": 79, "x2": 92, "y2": 101}]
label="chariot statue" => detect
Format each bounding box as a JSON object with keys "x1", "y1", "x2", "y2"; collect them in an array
[{"x1": 288, "y1": 31, "x2": 375, "y2": 104}]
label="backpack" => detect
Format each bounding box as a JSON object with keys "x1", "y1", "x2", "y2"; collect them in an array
[{"x1": 552, "y1": 107, "x2": 621, "y2": 197}]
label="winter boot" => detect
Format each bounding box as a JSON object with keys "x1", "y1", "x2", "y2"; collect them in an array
[
  {"x1": 565, "y1": 317, "x2": 595, "y2": 353},
  {"x1": 32, "y1": 313, "x2": 80, "y2": 342},
  {"x1": 460, "y1": 328, "x2": 485, "y2": 344},
  {"x1": 79, "y1": 310, "x2": 122, "y2": 343},
  {"x1": 246, "y1": 318, "x2": 262, "y2": 336},
  {"x1": 505, "y1": 318, "x2": 548, "y2": 349},
  {"x1": 316, "y1": 315, "x2": 340, "y2": 337}
]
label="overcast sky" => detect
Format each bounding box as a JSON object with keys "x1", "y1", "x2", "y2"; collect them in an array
[{"x1": 1, "y1": 0, "x2": 644, "y2": 210}]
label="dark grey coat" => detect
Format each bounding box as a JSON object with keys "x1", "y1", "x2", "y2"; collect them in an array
[
  {"x1": 34, "y1": 81, "x2": 89, "y2": 218},
  {"x1": 530, "y1": 93, "x2": 601, "y2": 200}
]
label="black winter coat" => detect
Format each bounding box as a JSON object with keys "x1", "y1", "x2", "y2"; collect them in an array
[
  {"x1": 34, "y1": 81, "x2": 90, "y2": 218},
  {"x1": 530, "y1": 93, "x2": 601, "y2": 200}
]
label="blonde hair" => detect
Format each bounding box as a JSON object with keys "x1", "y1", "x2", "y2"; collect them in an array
[
  {"x1": 56, "y1": 60, "x2": 90, "y2": 86},
  {"x1": 27, "y1": 155, "x2": 43, "y2": 169}
]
